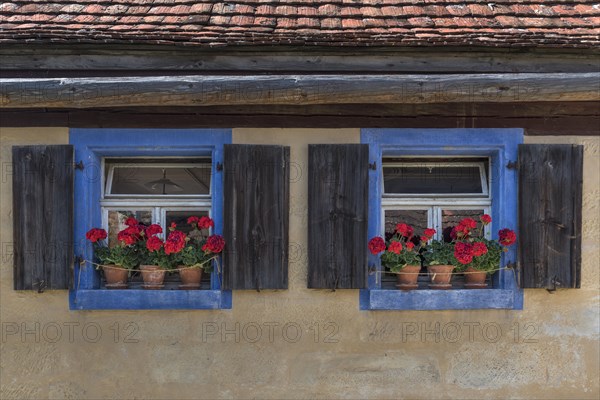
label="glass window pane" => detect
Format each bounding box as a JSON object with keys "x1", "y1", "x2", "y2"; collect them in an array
[
  {"x1": 110, "y1": 166, "x2": 211, "y2": 195},
  {"x1": 107, "y1": 210, "x2": 152, "y2": 247},
  {"x1": 166, "y1": 211, "x2": 210, "y2": 237},
  {"x1": 441, "y1": 209, "x2": 485, "y2": 241},
  {"x1": 384, "y1": 165, "x2": 483, "y2": 194},
  {"x1": 384, "y1": 210, "x2": 428, "y2": 240}
]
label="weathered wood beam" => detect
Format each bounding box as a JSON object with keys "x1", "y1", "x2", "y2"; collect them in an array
[
  {"x1": 2, "y1": 106, "x2": 598, "y2": 136},
  {"x1": 1, "y1": 73, "x2": 598, "y2": 108},
  {"x1": 1, "y1": 50, "x2": 598, "y2": 73}
]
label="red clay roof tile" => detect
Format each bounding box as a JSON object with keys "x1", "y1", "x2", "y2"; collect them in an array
[{"x1": 0, "y1": 1, "x2": 597, "y2": 48}]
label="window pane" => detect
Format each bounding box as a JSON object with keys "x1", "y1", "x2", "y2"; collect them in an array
[
  {"x1": 384, "y1": 165, "x2": 483, "y2": 194},
  {"x1": 166, "y1": 211, "x2": 210, "y2": 237},
  {"x1": 384, "y1": 210, "x2": 428, "y2": 240},
  {"x1": 441, "y1": 209, "x2": 485, "y2": 241},
  {"x1": 107, "y1": 210, "x2": 152, "y2": 247},
  {"x1": 110, "y1": 166, "x2": 211, "y2": 195}
]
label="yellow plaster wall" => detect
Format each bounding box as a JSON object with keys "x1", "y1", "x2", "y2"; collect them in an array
[{"x1": 0, "y1": 127, "x2": 598, "y2": 399}]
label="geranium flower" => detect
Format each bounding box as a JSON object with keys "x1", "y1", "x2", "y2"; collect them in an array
[
  {"x1": 164, "y1": 230, "x2": 187, "y2": 255},
  {"x1": 499, "y1": 229, "x2": 517, "y2": 246},
  {"x1": 187, "y1": 216, "x2": 200, "y2": 226},
  {"x1": 472, "y1": 242, "x2": 488, "y2": 257},
  {"x1": 395, "y1": 223, "x2": 414, "y2": 238},
  {"x1": 203, "y1": 234, "x2": 226, "y2": 254},
  {"x1": 405, "y1": 242, "x2": 415, "y2": 250},
  {"x1": 146, "y1": 236, "x2": 164, "y2": 252},
  {"x1": 144, "y1": 224, "x2": 162, "y2": 237},
  {"x1": 198, "y1": 216, "x2": 215, "y2": 230},
  {"x1": 86, "y1": 228, "x2": 107, "y2": 243},
  {"x1": 387, "y1": 241, "x2": 402, "y2": 254},
  {"x1": 454, "y1": 242, "x2": 474, "y2": 265},
  {"x1": 368, "y1": 237, "x2": 386, "y2": 255},
  {"x1": 124, "y1": 217, "x2": 138, "y2": 227},
  {"x1": 424, "y1": 228, "x2": 436, "y2": 238},
  {"x1": 480, "y1": 214, "x2": 492, "y2": 225}
]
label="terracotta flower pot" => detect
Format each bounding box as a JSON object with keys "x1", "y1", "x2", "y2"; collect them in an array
[
  {"x1": 103, "y1": 265, "x2": 128, "y2": 289},
  {"x1": 395, "y1": 265, "x2": 421, "y2": 290},
  {"x1": 140, "y1": 265, "x2": 165, "y2": 289},
  {"x1": 178, "y1": 265, "x2": 203, "y2": 290},
  {"x1": 427, "y1": 264, "x2": 455, "y2": 290},
  {"x1": 464, "y1": 266, "x2": 488, "y2": 289}
]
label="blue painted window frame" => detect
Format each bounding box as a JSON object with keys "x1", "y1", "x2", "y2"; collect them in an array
[
  {"x1": 69, "y1": 129, "x2": 232, "y2": 310},
  {"x1": 360, "y1": 128, "x2": 523, "y2": 311}
]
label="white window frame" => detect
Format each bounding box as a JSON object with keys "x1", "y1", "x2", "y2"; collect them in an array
[
  {"x1": 381, "y1": 157, "x2": 491, "y2": 240},
  {"x1": 382, "y1": 160, "x2": 489, "y2": 198},
  {"x1": 101, "y1": 158, "x2": 212, "y2": 239},
  {"x1": 104, "y1": 160, "x2": 212, "y2": 199}
]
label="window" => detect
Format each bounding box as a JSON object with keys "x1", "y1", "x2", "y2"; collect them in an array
[
  {"x1": 361, "y1": 128, "x2": 524, "y2": 310},
  {"x1": 69, "y1": 129, "x2": 232, "y2": 310}
]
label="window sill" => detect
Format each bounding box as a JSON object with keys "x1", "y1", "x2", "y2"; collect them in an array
[
  {"x1": 69, "y1": 289, "x2": 232, "y2": 310},
  {"x1": 360, "y1": 288, "x2": 523, "y2": 311}
]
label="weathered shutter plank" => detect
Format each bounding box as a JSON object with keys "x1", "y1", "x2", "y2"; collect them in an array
[
  {"x1": 223, "y1": 145, "x2": 289, "y2": 290},
  {"x1": 308, "y1": 144, "x2": 369, "y2": 289},
  {"x1": 12, "y1": 145, "x2": 74, "y2": 290},
  {"x1": 519, "y1": 144, "x2": 583, "y2": 289}
]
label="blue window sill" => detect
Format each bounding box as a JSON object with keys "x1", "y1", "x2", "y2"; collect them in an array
[
  {"x1": 360, "y1": 288, "x2": 522, "y2": 311},
  {"x1": 70, "y1": 289, "x2": 232, "y2": 310}
]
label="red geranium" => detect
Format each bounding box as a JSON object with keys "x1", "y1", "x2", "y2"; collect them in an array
[
  {"x1": 164, "y1": 230, "x2": 187, "y2": 255},
  {"x1": 454, "y1": 242, "x2": 474, "y2": 265},
  {"x1": 423, "y1": 228, "x2": 436, "y2": 238},
  {"x1": 368, "y1": 237, "x2": 386, "y2": 255},
  {"x1": 187, "y1": 216, "x2": 200, "y2": 226},
  {"x1": 117, "y1": 231, "x2": 137, "y2": 246},
  {"x1": 387, "y1": 241, "x2": 402, "y2": 254},
  {"x1": 498, "y1": 229, "x2": 517, "y2": 246},
  {"x1": 198, "y1": 216, "x2": 215, "y2": 230},
  {"x1": 124, "y1": 217, "x2": 138, "y2": 227},
  {"x1": 202, "y1": 234, "x2": 226, "y2": 254},
  {"x1": 405, "y1": 242, "x2": 415, "y2": 250},
  {"x1": 480, "y1": 214, "x2": 492, "y2": 225},
  {"x1": 86, "y1": 228, "x2": 107, "y2": 243},
  {"x1": 472, "y1": 242, "x2": 488, "y2": 257},
  {"x1": 144, "y1": 224, "x2": 162, "y2": 237},
  {"x1": 395, "y1": 223, "x2": 414, "y2": 238},
  {"x1": 460, "y1": 218, "x2": 477, "y2": 229},
  {"x1": 146, "y1": 236, "x2": 164, "y2": 252}
]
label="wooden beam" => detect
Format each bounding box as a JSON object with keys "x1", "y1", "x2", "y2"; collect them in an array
[
  {"x1": 2, "y1": 50, "x2": 598, "y2": 73},
  {"x1": 1, "y1": 73, "x2": 598, "y2": 108},
  {"x1": 1, "y1": 103, "x2": 598, "y2": 136}
]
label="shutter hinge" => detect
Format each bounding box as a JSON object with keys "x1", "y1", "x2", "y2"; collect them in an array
[
  {"x1": 35, "y1": 279, "x2": 46, "y2": 293},
  {"x1": 216, "y1": 162, "x2": 223, "y2": 172},
  {"x1": 368, "y1": 161, "x2": 377, "y2": 170},
  {"x1": 547, "y1": 276, "x2": 562, "y2": 293},
  {"x1": 506, "y1": 160, "x2": 518, "y2": 170},
  {"x1": 74, "y1": 161, "x2": 84, "y2": 171}
]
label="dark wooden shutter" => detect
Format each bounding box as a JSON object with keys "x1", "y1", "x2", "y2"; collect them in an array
[
  {"x1": 223, "y1": 145, "x2": 289, "y2": 290},
  {"x1": 307, "y1": 144, "x2": 369, "y2": 289},
  {"x1": 12, "y1": 145, "x2": 74, "y2": 290},
  {"x1": 519, "y1": 144, "x2": 583, "y2": 289}
]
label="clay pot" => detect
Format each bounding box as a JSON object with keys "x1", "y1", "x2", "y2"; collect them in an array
[
  {"x1": 427, "y1": 264, "x2": 455, "y2": 289},
  {"x1": 464, "y1": 266, "x2": 488, "y2": 288},
  {"x1": 103, "y1": 265, "x2": 128, "y2": 289},
  {"x1": 178, "y1": 265, "x2": 203, "y2": 290},
  {"x1": 395, "y1": 265, "x2": 421, "y2": 290},
  {"x1": 140, "y1": 265, "x2": 165, "y2": 289}
]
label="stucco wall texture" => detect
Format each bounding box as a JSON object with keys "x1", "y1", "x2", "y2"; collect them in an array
[{"x1": 0, "y1": 128, "x2": 598, "y2": 400}]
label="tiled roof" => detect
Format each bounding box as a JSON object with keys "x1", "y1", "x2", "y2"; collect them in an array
[{"x1": 1, "y1": 1, "x2": 599, "y2": 48}]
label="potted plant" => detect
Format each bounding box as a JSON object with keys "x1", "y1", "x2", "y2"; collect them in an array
[
  {"x1": 368, "y1": 223, "x2": 435, "y2": 290},
  {"x1": 177, "y1": 216, "x2": 226, "y2": 289},
  {"x1": 422, "y1": 237, "x2": 457, "y2": 290},
  {"x1": 451, "y1": 215, "x2": 517, "y2": 288},
  {"x1": 85, "y1": 225, "x2": 138, "y2": 289},
  {"x1": 140, "y1": 222, "x2": 187, "y2": 289}
]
